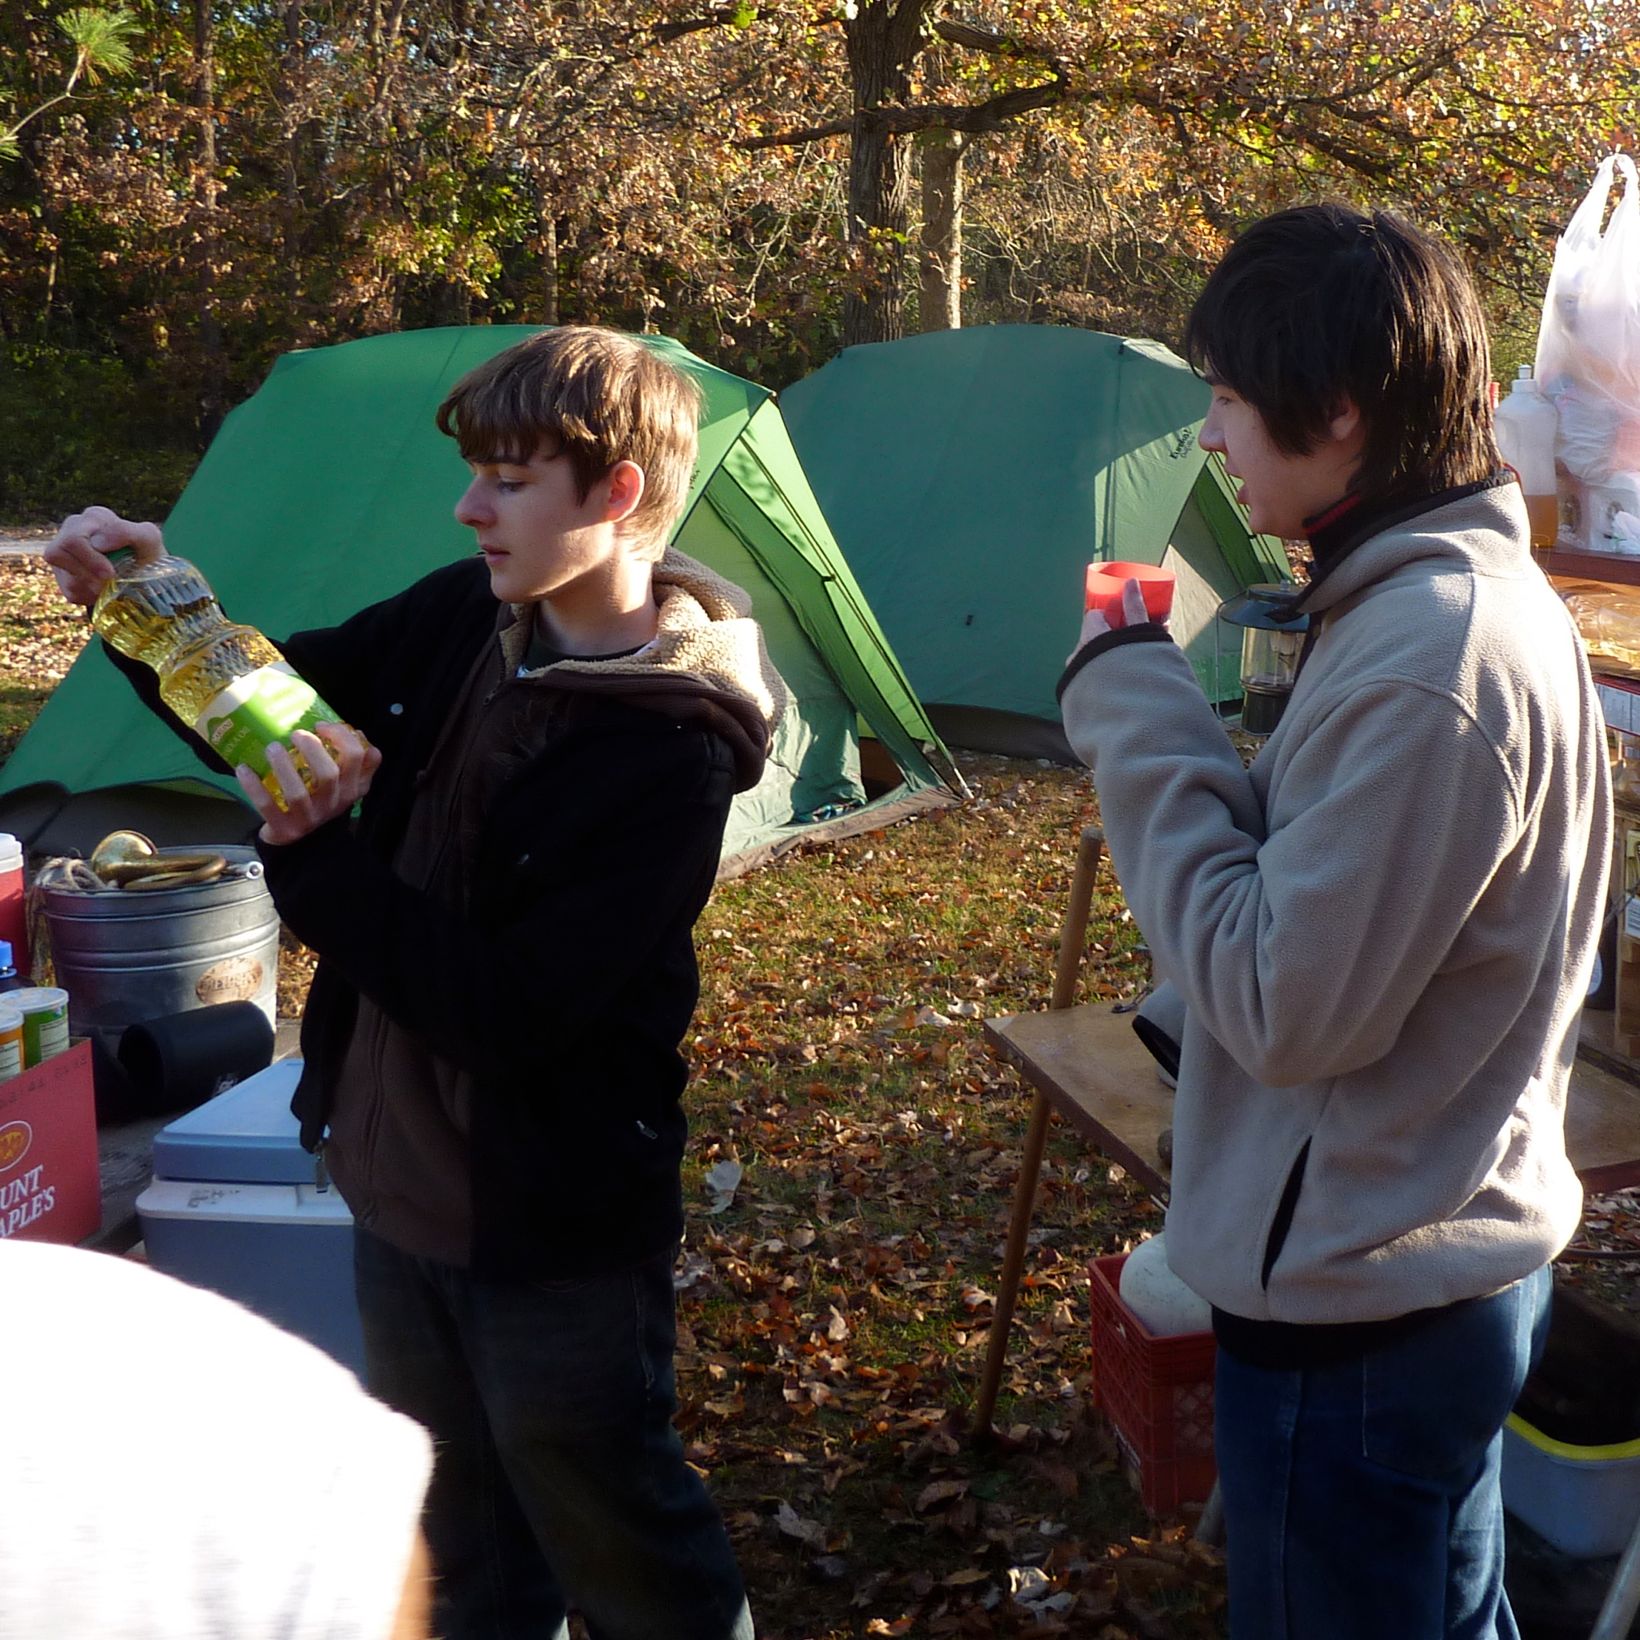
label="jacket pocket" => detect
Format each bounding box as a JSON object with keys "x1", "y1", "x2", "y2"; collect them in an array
[{"x1": 1261, "y1": 1138, "x2": 1312, "y2": 1290}]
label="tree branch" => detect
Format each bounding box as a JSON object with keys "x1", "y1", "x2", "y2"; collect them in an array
[
  {"x1": 734, "y1": 70, "x2": 1073, "y2": 149},
  {"x1": 649, "y1": 3, "x2": 816, "y2": 44},
  {"x1": 736, "y1": 115, "x2": 855, "y2": 150},
  {"x1": 3, "y1": 89, "x2": 77, "y2": 148},
  {"x1": 933, "y1": 17, "x2": 1034, "y2": 58}
]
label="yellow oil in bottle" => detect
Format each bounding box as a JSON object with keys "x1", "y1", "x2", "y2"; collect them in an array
[
  {"x1": 1525, "y1": 492, "x2": 1559, "y2": 550},
  {"x1": 93, "y1": 555, "x2": 218, "y2": 655},
  {"x1": 150, "y1": 625, "x2": 289, "y2": 723},
  {"x1": 93, "y1": 553, "x2": 348, "y2": 805}
]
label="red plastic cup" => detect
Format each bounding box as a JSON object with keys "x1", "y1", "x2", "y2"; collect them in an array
[{"x1": 1085, "y1": 560, "x2": 1175, "y2": 621}]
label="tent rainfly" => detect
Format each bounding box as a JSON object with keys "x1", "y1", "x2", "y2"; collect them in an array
[
  {"x1": 780, "y1": 325, "x2": 1292, "y2": 761},
  {"x1": 0, "y1": 327, "x2": 963, "y2": 873}
]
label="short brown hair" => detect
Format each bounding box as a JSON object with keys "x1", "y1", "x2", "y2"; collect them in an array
[
  {"x1": 436, "y1": 326, "x2": 704, "y2": 554},
  {"x1": 1184, "y1": 204, "x2": 1498, "y2": 502}
]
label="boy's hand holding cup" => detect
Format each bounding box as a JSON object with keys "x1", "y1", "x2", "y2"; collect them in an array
[{"x1": 1075, "y1": 560, "x2": 1175, "y2": 655}]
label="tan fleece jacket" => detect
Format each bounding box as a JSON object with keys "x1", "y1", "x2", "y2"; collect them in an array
[{"x1": 1060, "y1": 483, "x2": 1610, "y2": 1324}]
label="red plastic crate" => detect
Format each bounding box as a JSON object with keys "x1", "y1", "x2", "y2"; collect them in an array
[{"x1": 1088, "y1": 1251, "x2": 1217, "y2": 1514}]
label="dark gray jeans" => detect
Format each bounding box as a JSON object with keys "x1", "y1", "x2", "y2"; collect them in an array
[{"x1": 353, "y1": 1229, "x2": 753, "y2": 1640}]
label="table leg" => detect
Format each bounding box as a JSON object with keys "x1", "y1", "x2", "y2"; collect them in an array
[
  {"x1": 973, "y1": 1086, "x2": 1052, "y2": 1436},
  {"x1": 973, "y1": 824, "x2": 1102, "y2": 1438}
]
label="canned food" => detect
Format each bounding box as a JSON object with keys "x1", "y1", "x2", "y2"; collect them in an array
[
  {"x1": 0, "y1": 999, "x2": 20, "y2": 1082},
  {"x1": 12, "y1": 987, "x2": 69, "y2": 1068}
]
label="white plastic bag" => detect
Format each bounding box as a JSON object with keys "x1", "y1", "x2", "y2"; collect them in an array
[{"x1": 1536, "y1": 155, "x2": 1640, "y2": 484}]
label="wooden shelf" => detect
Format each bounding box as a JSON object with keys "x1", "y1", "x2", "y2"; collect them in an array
[
  {"x1": 1542, "y1": 547, "x2": 1640, "y2": 586},
  {"x1": 1581, "y1": 1008, "x2": 1640, "y2": 1089}
]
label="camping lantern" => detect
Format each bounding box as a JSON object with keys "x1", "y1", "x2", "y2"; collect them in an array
[{"x1": 1218, "y1": 585, "x2": 1309, "y2": 737}]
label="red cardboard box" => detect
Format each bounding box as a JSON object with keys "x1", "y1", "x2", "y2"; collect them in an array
[{"x1": 0, "y1": 1041, "x2": 100, "y2": 1245}]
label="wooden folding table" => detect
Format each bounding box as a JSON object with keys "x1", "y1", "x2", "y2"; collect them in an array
[{"x1": 973, "y1": 834, "x2": 1640, "y2": 1433}]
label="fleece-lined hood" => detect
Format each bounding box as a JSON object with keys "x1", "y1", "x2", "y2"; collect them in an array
[{"x1": 501, "y1": 547, "x2": 787, "y2": 792}]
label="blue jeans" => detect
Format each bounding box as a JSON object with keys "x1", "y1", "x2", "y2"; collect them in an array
[
  {"x1": 353, "y1": 1230, "x2": 753, "y2": 1640},
  {"x1": 1214, "y1": 1265, "x2": 1552, "y2": 1640}
]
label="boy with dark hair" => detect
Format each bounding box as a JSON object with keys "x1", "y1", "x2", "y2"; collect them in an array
[
  {"x1": 47, "y1": 325, "x2": 777, "y2": 1640},
  {"x1": 1058, "y1": 206, "x2": 1610, "y2": 1638}
]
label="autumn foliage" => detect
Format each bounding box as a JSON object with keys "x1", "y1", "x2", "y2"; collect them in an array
[{"x1": 5, "y1": 0, "x2": 1640, "y2": 518}]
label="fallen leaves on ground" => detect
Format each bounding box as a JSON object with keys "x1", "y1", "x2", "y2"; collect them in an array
[
  {"x1": 0, "y1": 556, "x2": 92, "y2": 761},
  {"x1": 1557, "y1": 1186, "x2": 1640, "y2": 1318},
  {"x1": 666, "y1": 756, "x2": 1222, "y2": 1638}
]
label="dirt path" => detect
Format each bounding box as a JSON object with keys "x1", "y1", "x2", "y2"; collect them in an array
[{"x1": 0, "y1": 529, "x2": 51, "y2": 556}]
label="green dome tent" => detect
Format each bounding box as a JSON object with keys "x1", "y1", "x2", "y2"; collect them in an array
[
  {"x1": 780, "y1": 325, "x2": 1291, "y2": 760},
  {"x1": 0, "y1": 328, "x2": 961, "y2": 872}
]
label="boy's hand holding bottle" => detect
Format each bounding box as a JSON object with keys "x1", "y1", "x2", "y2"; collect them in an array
[
  {"x1": 46, "y1": 506, "x2": 164, "y2": 604},
  {"x1": 44, "y1": 505, "x2": 379, "y2": 835},
  {"x1": 235, "y1": 725, "x2": 379, "y2": 846}
]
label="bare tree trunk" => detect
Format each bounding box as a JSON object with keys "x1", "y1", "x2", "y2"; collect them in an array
[
  {"x1": 41, "y1": 249, "x2": 58, "y2": 328},
  {"x1": 281, "y1": 0, "x2": 304, "y2": 317},
  {"x1": 13, "y1": 146, "x2": 58, "y2": 333},
  {"x1": 193, "y1": 0, "x2": 227, "y2": 441},
  {"x1": 841, "y1": 0, "x2": 929, "y2": 347},
  {"x1": 919, "y1": 128, "x2": 966, "y2": 331},
  {"x1": 430, "y1": 280, "x2": 473, "y2": 325},
  {"x1": 842, "y1": 111, "x2": 910, "y2": 345},
  {"x1": 12, "y1": 144, "x2": 64, "y2": 335},
  {"x1": 540, "y1": 209, "x2": 559, "y2": 325}
]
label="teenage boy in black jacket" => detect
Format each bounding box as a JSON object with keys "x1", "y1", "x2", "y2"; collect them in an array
[{"x1": 47, "y1": 326, "x2": 782, "y2": 1640}]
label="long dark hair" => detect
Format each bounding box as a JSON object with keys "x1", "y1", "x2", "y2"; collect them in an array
[{"x1": 1184, "y1": 204, "x2": 1498, "y2": 500}]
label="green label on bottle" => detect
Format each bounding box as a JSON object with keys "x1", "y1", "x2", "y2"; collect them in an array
[{"x1": 193, "y1": 663, "x2": 332, "y2": 777}]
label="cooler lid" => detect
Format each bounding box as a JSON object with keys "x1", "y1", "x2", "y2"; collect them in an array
[{"x1": 151, "y1": 1058, "x2": 311, "y2": 1184}]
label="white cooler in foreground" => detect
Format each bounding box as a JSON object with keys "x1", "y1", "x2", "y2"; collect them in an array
[{"x1": 137, "y1": 1058, "x2": 364, "y2": 1373}]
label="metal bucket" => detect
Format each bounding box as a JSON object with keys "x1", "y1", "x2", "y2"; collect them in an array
[{"x1": 42, "y1": 846, "x2": 280, "y2": 1049}]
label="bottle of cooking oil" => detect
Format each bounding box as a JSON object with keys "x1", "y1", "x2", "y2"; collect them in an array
[{"x1": 92, "y1": 549, "x2": 346, "y2": 804}]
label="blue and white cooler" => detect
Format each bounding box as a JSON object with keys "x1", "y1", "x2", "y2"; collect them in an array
[{"x1": 136, "y1": 1058, "x2": 364, "y2": 1373}]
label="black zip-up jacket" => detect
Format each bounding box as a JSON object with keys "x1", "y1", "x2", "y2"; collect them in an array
[{"x1": 112, "y1": 557, "x2": 744, "y2": 1278}]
